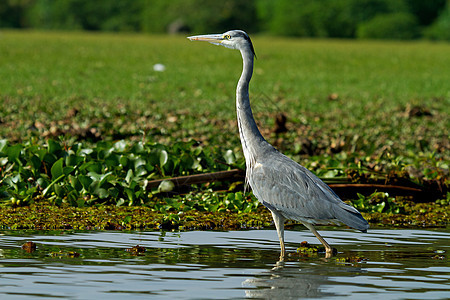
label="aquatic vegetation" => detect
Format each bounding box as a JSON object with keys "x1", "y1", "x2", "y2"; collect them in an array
[
  {"x1": 349, "y1": 192, "x2": 402, "y2": 214},
  {"x1": 49, "y1": 250, "x2": 81, "y2": 258},
  {"x1": 125, "y1": 245, "x2": 146, "y2": 256},
  {"x1": 335, "y1": 256, "x2": 367, "y2": 264},
  {"x1": 0, "y1": 139, "x2": 235, "y2": 207},
  {"x1": 1, "y1": 138, "x2": 447, "y2": 209},
  {"x1": 295, "y1": 241, "x2": 335, "y2": 256},
  {"x1": 0, "y1": 138, "x2": 448, "y2": 229},
  {"x1": 0, "y1": 198, "x2": 447, "y2": 230}
]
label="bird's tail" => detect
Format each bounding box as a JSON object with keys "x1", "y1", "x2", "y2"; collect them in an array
[{"x1": 335, "y1": 202, "x2": 369, "y2": 232}]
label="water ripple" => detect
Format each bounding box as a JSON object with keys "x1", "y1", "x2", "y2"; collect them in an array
[{"x1": 0, "y1": 228, "x2": 449, "y2": 299}]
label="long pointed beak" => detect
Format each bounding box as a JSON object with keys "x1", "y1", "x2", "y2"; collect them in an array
[{"x1": 187, "y1": 34, "x2": 223, "y2": 44}]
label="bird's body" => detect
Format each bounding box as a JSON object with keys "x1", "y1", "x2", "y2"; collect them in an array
[{"x1": 188, "y1": 30, "x2": 369, "y2": 259}]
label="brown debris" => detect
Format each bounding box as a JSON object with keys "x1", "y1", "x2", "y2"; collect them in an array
[
  {"x1": 21, "y1": 241, "x2": 37, "y2": 253},
  {"x1": 274, "y1": 113, "x2": 288, "y2": 134},
  {"x1": 405, "y1": 104, "x2": 432, "y2": 118},
  {"x1": 125, "y1": 245, "x2": 147, "y2": 255}
]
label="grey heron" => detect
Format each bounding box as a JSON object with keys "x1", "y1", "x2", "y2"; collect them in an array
[{"x1": 188, "y1": 30, "x2": 369, "y2": 259}]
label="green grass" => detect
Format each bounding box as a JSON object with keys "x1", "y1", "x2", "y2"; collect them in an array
[
  {"x1": 1, "y1": 30, "x2": 448, "y2": 159},
  {"x1": 1, "y1": 30, "x2": 449, "y2": 114},
  {"x1": 0, "y1": 30, "x2": 449, "y2": 213}
]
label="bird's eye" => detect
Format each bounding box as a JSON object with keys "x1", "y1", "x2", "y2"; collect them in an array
[{"x1": 224, "y1": 34, "x2": 231, "y2": 40}]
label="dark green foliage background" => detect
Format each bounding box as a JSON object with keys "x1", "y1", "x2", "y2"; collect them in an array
[{"x1": 1, "y1": 0, "x2": 449, "y2": 40}]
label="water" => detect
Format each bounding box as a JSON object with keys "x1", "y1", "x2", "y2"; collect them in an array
[{"x1": 0, "y1": 228, "x2": 449, "y2": 299}]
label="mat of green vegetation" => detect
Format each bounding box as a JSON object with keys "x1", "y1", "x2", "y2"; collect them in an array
[
  {"x1": 0, "y1": 199, "x2": 448, "y2": 230},
  {"x1": 0, "y1": 30, "x2": 448, "y2": 228}
]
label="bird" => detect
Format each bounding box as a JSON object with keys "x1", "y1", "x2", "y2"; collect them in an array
[{"x1": 188, "y1": 30, "x2": 369, "y2": 260}]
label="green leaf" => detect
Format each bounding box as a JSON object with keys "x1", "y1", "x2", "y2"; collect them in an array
[
  {"x1": 43, "y1": 153, "x2": 57, "y2": 166},
  {"x1": 375, "y1": 202, "x2": 386, "y2": 213},
  {"x1": 323, "y1": 169, "x2": 338, "y2": 178},
  {"x1": 63, "y1": 166, "x2": 75, "y2": 175},
  {"x1": 88, "y1": 172, "x2": 112, "y2": 186},
  {"x1": 86, "y1": 162, "x2": 102, "y2": 173},
  {"x1": 109, "y1": 187, "x2": 119, "y2": 198},
  {"x1": 159, "y1": 150, "x2": 168, "y2": 167},
  {"x1": 125, "y1": 188, "x2": 135, "y2": 201},
  {"x1": 69, "y1": 175, "x2": 83, "y2": 191},
  {"x1": 105, "y1": 156, "x2": 119, "y2": 168},
  {"x1": 209, "y1": 203, "x2": 220, "y2": 212},
  {"x1": 0, "y1": 139, "x2": 8, "y2": 153},
  {"x1": 47, "y1": 139, "x2": 61, "y2": 154},
  {"x1": 35, "y1": 149, "x2": 47, "y2": 160},
  {"x1": 51, "y1": 158, "x2": 64, "y2": 180},
  {"x1": 95, "y1": 188, "x2": 109, "y2": 199},
  {"x1": 30, "y1": 155, "x2": 41, "y2": 169},
  {"x1": 125, "y1": 169, "x2": 133, "y2": 184},
  {"x1": 114, "y1": 140, "x2": 128, "y2": 152},
  {"x1": 179, "y1": 154, "x2": 194, "y2": 170},
  {"x1": 37, "y1": 177, "x2": 49, "y2": 189},
  {"x1": 132, "y1": 142, "x2": 145, "y2": 153},
  {"x1": 134, "y1": 157, "x2": 146, "y2": 169},
  {"x1": 54, "y1": 183, "x2": 65, "y2": 197},
  {"x1": 42, "y1": 173, "x2": 65, "y2": 196},
  {"x1": 235, "y1": 192, "x2": 243, "y2": 202},
  {"x1": 148, "y1": 151, "x2": 159, "y2": 167},
  {"x1": 119, "y1": 155, "x2": 129, "y2": 167},
  {"x1": 79, "y1": 175, "x2": 93, "y2": 190},
  {"x1": 158, "y1": 180, "x2": 175, "y2": 193},
  {"x1": 135, "y1": 166, "x2": 147, "y2": 177},
  {"x1": 66, "y1": 154, "x2": 84, "y2": 167},
  {"x1": 6, "y1": 144, "x2": 23, "y2": 162},
  {"x1": 223, "y1": 149, "x2": 235, "y2": 164}
]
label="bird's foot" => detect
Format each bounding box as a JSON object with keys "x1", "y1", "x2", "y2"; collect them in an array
[
  {"x1": 272, "y1": 259, "x2": 285, "y2": 270},
  {"x1": 325, "y1": 247, "x2": 338, "y2": 255},
  {"x1": 324, "y1": 247, "x2": 338, "y2": 258}
]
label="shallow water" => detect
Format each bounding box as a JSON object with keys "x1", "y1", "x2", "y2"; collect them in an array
[{"x1": 0, "y1": 228, "x2": 449, "y2": 299}]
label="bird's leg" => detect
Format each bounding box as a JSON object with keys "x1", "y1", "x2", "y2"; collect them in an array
[
  {"x1": 271, "y1": 211, "x2": 286, "y2": 261},
  {"x1": 303, "y1": 223, "x2": 333, "y2": 255},
  {"x1": 279, "y1": 238, "x2": 285, "y2": 261}
]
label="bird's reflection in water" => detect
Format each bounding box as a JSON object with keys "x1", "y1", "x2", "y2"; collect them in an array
[{"x1": 243, "y1": 262, "x2": 364, "y2": 299}]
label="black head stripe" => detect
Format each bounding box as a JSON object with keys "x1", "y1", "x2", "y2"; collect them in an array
[{"x1": 243, "y1": 33, "x2": 257, "y2": 59}]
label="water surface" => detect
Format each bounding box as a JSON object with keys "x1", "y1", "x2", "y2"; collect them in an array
[{"x1": 0, "y1": 228, "x2": 449, "y2": 299}]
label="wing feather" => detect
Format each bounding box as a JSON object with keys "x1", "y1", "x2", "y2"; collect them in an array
[{"x1": 249, "y1": 153, "x2": 368, "y2": 231}]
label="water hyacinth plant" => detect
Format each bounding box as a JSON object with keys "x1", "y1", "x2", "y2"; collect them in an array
[{"x1": 0, "y1": 139, "x2": 239, "y2": 207}]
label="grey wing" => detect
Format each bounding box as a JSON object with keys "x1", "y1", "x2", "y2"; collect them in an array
[{"x1": 249, "y1": 154, "x2": 369, "y2": 231}]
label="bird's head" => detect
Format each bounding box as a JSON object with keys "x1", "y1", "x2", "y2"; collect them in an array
[{"x1": 188, "y1": 30, "x2": 256, "y2": 58}]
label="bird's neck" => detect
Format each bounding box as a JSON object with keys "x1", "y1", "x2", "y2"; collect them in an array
[{"x1": 236, "y1": 48, "x2": 268, "y2": 168}]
